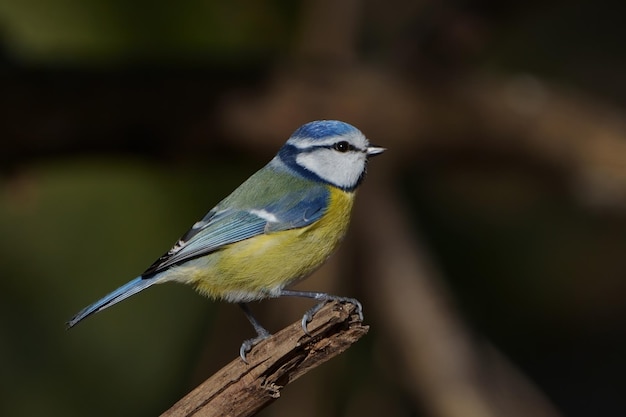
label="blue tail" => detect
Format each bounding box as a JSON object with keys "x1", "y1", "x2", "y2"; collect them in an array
[{"x1": 66, "y1": 276, "x2": 157, "y2": 328}]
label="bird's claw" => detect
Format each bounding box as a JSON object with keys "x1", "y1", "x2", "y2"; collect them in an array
[
  {"x1": 239, "y1": 331, "x2": 270, "y2": 363},
  {"x1": 300, "y1": 297, "x2": 364, "y2": 335}
]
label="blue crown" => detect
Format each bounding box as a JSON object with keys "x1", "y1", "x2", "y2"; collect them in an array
[{"x1": 291, "y1": 120, "x2": 358, "y2": 140}]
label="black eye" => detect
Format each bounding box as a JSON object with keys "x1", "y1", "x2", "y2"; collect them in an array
[{"x1": 333, "y1": 141, "x2": 353, "y2": 152}]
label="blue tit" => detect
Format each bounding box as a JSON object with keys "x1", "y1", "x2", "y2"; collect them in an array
[{"x1": 67, "y1": 120, "x2": 385, "y2": 361}]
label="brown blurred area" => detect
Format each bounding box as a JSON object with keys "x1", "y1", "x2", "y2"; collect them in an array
[{"x1": 1, "y1": 0, "x2": 625, "y2": 416}]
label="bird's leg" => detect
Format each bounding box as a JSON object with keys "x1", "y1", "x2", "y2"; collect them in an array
[
  {"x1": 238, "y1": 303, "x2": 271, "y2": 363},
  {"x1": 278, "y1": 289, "x2": 363, "y2": 335}
]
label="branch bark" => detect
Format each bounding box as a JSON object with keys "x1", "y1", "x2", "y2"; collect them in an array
[{"x1": 161, "y1": 301, "x2": 368, "y2": 417}]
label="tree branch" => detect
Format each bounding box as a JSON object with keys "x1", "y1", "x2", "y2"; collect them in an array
[{"x1": 161, "y1": 301, "x2": 368, "y2": 417}]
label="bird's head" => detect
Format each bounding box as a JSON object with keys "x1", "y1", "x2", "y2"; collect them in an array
[{"x1": 277, "y1": 120, "x2": 385, "y2": 191}]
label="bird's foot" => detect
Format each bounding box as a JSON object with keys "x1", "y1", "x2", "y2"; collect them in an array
[
  {"x1": 300, "y1": 296, "x2": 363, "y2": 335},
  {"x1": 239, "y1": 329, "x2": 271, "y2": 363}
]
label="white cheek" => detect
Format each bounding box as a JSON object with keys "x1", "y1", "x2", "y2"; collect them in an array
[{"x1": 296, "y1": 150, "x2": 365, "y2": 189}]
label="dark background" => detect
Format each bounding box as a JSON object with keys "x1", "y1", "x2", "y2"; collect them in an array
[{"x1": 1, "y1": 1, "x2": 625, "y2": 416}]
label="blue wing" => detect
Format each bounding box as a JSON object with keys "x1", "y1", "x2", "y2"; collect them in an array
[{"x1": 142, "y1": 185, "x2": 329, "y2": 276}]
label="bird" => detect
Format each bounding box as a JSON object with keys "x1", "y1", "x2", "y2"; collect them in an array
[{"x1": 67, "y1": 120, "x2": 385, "y2": 361}]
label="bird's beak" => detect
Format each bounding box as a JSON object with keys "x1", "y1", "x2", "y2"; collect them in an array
[{"x1": 366, "y1": 145, "x2": 386, "y2": 156}]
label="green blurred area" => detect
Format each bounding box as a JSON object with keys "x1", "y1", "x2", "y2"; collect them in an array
[
  {"x1": 0, "y1": 159, "x2": 250, "y2": 416},
  {"x1": 0, "y1": 0, "x2": 295, "y2": 66}
]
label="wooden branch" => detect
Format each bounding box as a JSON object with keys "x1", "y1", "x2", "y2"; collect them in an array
[{"x1": 161, "y1": 301, "x2": 368, "y2": 417}]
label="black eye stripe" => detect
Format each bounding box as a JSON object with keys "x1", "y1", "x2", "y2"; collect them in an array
[{"x1": 298, "y1": 141, "x2": 362, "y2": 153}]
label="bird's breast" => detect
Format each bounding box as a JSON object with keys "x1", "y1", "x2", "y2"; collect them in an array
[{"x1": 190, "y1": 187, "x2": 355, "y2": 301}]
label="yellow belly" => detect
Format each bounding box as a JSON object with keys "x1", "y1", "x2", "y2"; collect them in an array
[{"x1": 175, "y1": 187, "x2": 355, "y2": 302}]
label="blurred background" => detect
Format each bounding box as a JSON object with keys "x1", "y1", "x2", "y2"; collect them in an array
[{"x1": 1, "y1": 0, "x2": 625, "y2": 416}]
